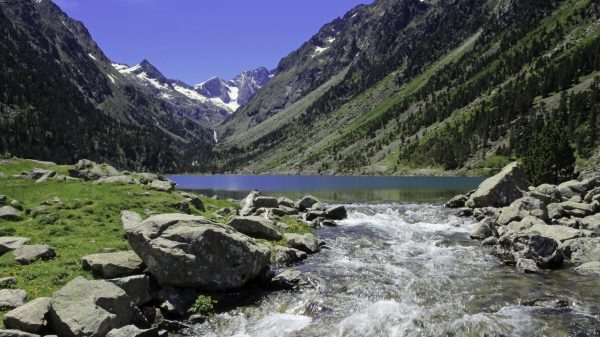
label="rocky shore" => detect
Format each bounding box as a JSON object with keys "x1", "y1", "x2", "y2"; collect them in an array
[
  {"x1": 0, "y1": 159, "x2": 347, "y2": 337},
  {"x1": 447, "y1": 162, "x2": 600, "y2": 275}
]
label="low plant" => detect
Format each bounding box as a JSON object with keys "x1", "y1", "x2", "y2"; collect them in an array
[{"x1": 188, "y1": 295, "x2": 217, "y2": 316}]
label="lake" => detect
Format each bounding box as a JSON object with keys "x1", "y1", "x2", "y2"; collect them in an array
[{"x1": 167, "y1": 175, "x2": 485, "y2": 202}]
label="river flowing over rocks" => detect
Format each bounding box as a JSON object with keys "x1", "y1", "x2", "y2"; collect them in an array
[{"x1": 187, "y1": 203, "x2": 600, "y2": 337}]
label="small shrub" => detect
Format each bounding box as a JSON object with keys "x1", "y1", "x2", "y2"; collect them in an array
[{"x1": 188, "y1": 295, "x2": 217, "y2": 316}]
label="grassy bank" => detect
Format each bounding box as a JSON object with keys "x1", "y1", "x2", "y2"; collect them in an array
[{"x1": 0, "y1": 158, "x2": 309, "y2": 325}]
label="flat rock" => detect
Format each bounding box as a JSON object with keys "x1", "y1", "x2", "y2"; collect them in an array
[
  {"x1": 465, "y1": 162, "x2": 528, "y2": 208},
  {"x1": 127, "y1": 214, "x2": 271, "y2": 290},
  {"x1": 106, "y1": 325, "x2": 158, "y2": 337},
  {"x1": 284, "y1": 233, "x2": 320, "y2": 254},
  {"x1": 150, "y1": 180, "x2": 174, "y2": 192},
  {"x1": 49, "y1": 277, "x2": 144, "y2": 337},
  {"x1": 574, "y1": 261, "x2": 600, "y2": 276},
  {"x1": 527, "y1": 224, "x2": 593, "y2": 243},
  {"x1": 4, "y1": 297, "x2": 51, "y2": 333},
  {"x1": 95, "y1": 176, "x2": 139, "y2": 185},
  {"x1": 12, "y1": 245, "x2": 56, "y2": 265},
  {"x1": 0, "y1": 289, "x2": 26, "y2": 310},
  {"x1": 0, "y1": 207, "x2": 23, "y2": 221},
  {"x1": 82, "y1": 251, "x2": 145, "y2": 279},
  {"x1": 226, "y1": 216, "x2": 282, "y2": 240},
  {"x1": 0, "y1": 237, "x2": 31, "y2": 255},
  {"x1": 253, "y1": 196, "x2": 279, "y2": 209},
  {"x1": 108, "y1": 275, "x2": 152, "y2": 306},
  {"x1": 0, "y1": 330, "x2": 40, "y2": 337}
]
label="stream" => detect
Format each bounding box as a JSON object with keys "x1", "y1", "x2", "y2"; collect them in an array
[{"x1": 185, "y1": 203, "x2": 600, "y2": 337}]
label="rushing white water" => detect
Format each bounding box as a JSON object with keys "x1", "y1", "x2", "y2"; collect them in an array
[{"x1": 187, "y1": 203, "x2": 600, "y2": 337}]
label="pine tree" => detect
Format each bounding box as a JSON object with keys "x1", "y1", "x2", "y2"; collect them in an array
[{"x1": 523, "y1": 121, "x2": 575, "y2": 186}]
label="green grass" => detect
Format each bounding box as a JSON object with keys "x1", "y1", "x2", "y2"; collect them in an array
[{"x1": 0, "y1": 158, "x2": 308, "y2": 325}]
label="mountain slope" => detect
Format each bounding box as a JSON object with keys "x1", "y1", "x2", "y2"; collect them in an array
[{"x1": 216, "y1": 0, "x2": 600, "y2": 175}]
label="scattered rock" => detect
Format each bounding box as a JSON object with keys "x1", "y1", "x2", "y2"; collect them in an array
[
  {"x1": 497, "y1": 233, "x2": 564, "y2": 269},
  {"x1": 95, "y1": 176, "x2": 139, "y2": 185},
  {"x1": 279, "y1": 206, "x2": 298, "y2": 215},
  {"x1": 324, "y1": 205, "x2": 347, "y2": 220},
  {"x1": 527, "y1": 223, "x2": 592, "y2": 243},
  {"x1": 82, "y1": 251, "x2": 145, "y2": 279},
  {"x1": 305, "y1": 210, "x2": 325, "y2": 222},
  {"x1": 156, "y1": 286, "x2": 197, "y2": 317},
  {"x1": 0, "y1": 207, "x2": 23, "y2": 221},
  {"x1": 496, "y1": 196, "x2": 548, "y2": 226},
  {"x1": 179, "y1": 192, "x2": 204, "y2": 211},
  {"x1": 465, "y1": 162, "x2": 528, "y2": 208},
  {"x1": 35, "y1": 171, "x2": 56, "y2": 184},
  {"x1": 68, "y1": 159, "x2": 120, "y2": 181},
  {"x1": 270, "y1": 270, "x2": 305, "y2": 290},
  {"x1": 226, "y1": 216, "x2": 282, "y2": 240},
  {"x1": 106, "y1": 325, "x2": 158, "y2": 337},
  {"x1": 0, "y1": 195, "x2": 5, "y2": 205},
  {"x1": 284, "y1": 233, "x2": 320, "y2": 254},
  {"x1": 49, "y1": 277, "x2": 145, "y2": 337},
  {"x1": 557, "y1": 179, "x2": 596, "y2": 200},
  {"x1": 127, "y1": 214, "x2": 271, "y2": 290},
  {"x1": 0, "y1": 289, "x2": 26, "y2": 310},
  {"x1": 469, "y1": 219, "x2": 495, "y2": 240},
  {"x1": 0, "y1": 278, "x2": 17, "y2": 288},
  {"x1": 0, "y1": 237, "x2": 31, "y2": 255},
  {"x1": 516, "y1": 258, "x2": 541, "y2": 274},
  {"x1": 0, "y1": 329, "x2": 40, "y2": 337},
  {"x1": 108, "y1": 275, "x2": 152, "y2": 306},
  {"x1": 9, "y1": 201, "x2": 23, "y2": 212},
  {"x1": 295, "y1": 196, "x2": 320, "y2": 212},
  {"x1": 4, "y1": 297, "x2": 51, "y2": 333},
  {"x1": 521, "y1": 298, "x2": 569, "y2": 309},
  {"x1": 321, "y1": 220, "x2": 337, "y2": 227},
  {"x1": 27, "y1": 206, "x2": 47, "y2": 218},
  {"x1": 253, "y1": 197, "x2": 279, "y2": 209},
  {"x1": 456, "y1": 208, "x2": 473, "y2": 217},
  {"x1": 150, "y1": 180, "x2": 174, "y2": 192},
  {"x1": 240, "y1": 190, "x2": 260, "y2": 216},
  {"x1": 273, "y1": 246, "x2": 308, "y2": 266},
  {"x1": 278, "y1": 197, "x2": 295, "y2": 208},
  {"x1": 12, "y1": 245, "x2": 56, "y2": 265},
  {"x1": 563, "y1": 238, "x2": 600, "y2": 264},
  {"x1": 445, "y1": 194, "x2": 468, "y2": 208}
]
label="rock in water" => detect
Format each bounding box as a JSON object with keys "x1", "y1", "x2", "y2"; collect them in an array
[
  {"x1": 81, "y1": 252, "x2": 145, "y2": 279},
  {"x1": 49, "y1": 277, "x2": 144, "y2": 337},
  {"x1": 295, "y1": 196, "x2": 320, "y2": 212},
  {"x1": 273, "y1": 246, "x2": 308, "y2": 266},
  {"x1": 324, "y1": 205, "x2": 347, "y2": 220},
  {"x1": 226, "y1": 216, "x2": 282, "y2": 240},
  {"x1": 574, "y1": 261, "x2": 600, "y2": 276},
  {"x1": 126, "y1": 214, "x2": 271, "y2": 290},
  {"x1": 445, "y1": 194, "x2": 468, "y2": 208},
  {"x1": 498, "y1": 233, "x2": 564, "y2": 269},
  {"x1": 4, "y1": 297, "x2": 51, "y2": 333},
  {"x1": 465, "y1": 162, "x2": 528, "y2": 208},
  {"x1": 105, "y1": 325, "x2": 158, "y2": 337},
  {"x1": 284, "y1": 233, "x2": 320, "y2": 254}
]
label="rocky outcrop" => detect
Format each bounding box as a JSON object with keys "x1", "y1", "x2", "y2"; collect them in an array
[
  {"x1": 451, "y1": 162, "x2": 600, "y2": 275},
  {"x1": 82, "y1": 252, "x2": 145, "y2": 279},
  {"x1": 465, "y1": 162, "x2": 528, "y2": 208},
  {"x1": 126, "y1": 214, "x2": 271, "y2": 290},
  {"x1": 49, "y1": 277, "x2": 145, "y2": 337},
  {"x1": 226, "y1": 216, "x2": 282, "y2": 240}
]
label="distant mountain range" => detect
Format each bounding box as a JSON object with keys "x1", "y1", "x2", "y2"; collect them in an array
[{"x1": 0, "y1": 0, "x2": 598, "y2": 175}]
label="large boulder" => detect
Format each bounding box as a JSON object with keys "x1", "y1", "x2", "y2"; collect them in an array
[
  {"x1": 469, "y1": 219, "x2": 495, "y2": 240},
  {"x1": 226, "y1": 216, "x2": 282, "y2": 240},
  {"x1": 496, "y1": 196, "x2": 548, "y2": 226},
  {"x1": 149, "y1": 180, "x2": 174, "y2": 192},
  {"x1": 465, "y1": 162, "x2": 528, "y2": 208},
  {"x1": 253, "y1": 197, "x2": 279, "y2": 209},
  {"x1": 69, "y1": 159, "x2": 120, "y2": 181},
  {"x1": 82, "y1": 252, "x2": 145, "y2": 279},
  {"x1": 126, "y1": 214, "x2": 271, "y2": 290},
  {"x1": 0, "y1": 237, "x2": 30, "y2": 255},
  {"x1": 0, "y1": 207, "x2": 23, "y2": 222},
  {"x1": 0, "y1": 289, "x2": 26, "y2": 310},
  {"x1": 12, "y1": 245, "x2": 56, "y2": 265},
  {"x1": 4, "y1": 297, "x2": 51, "y2": 333},
  {"x1": 240, "y1": 190, "x2": 260, "y2": 216},
  {"x1": 49, "y1": 277, "x2": 144, "y2": 337},
  {"x1": 563, "y1": 238, "x2": 600, "y2": 264},
  {"x1": 120, "y1": 211, "x2": 142, "y2": 232},
  {"x1": 574, "y1": 261, "x2": 600, "y2": 276},
  {"x1": 284, "y1": 233, "x2": 320, "y2": 254},
  {"x1": 557, "y1": 178, "x2": 598, "y2": 200}
]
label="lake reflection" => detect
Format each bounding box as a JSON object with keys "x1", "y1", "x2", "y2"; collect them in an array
[{"x1": 166, "y1": 175, "x2": 484, "y2": 202}]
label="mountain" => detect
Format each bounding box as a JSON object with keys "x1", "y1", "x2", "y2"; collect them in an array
[
  {"x1": 216, "y1": 0, "x2": 600, "y2": 176},
  {"x1": 115, "y1": 61, "x2": 274, "y2": 126}
]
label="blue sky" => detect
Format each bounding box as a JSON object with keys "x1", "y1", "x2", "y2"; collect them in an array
[{"x1": 54, "y1": 0, "x2": 372, "y2": 84}]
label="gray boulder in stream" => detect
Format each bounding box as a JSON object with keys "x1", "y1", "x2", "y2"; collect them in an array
[
  {"x1": 126, "y1": 214, "x2": 271, "y2": 290},
  {"x1": 465, "y1": 162, "x2": 528, "y2": 208}
]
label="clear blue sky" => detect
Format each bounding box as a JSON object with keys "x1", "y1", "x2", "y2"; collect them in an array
[{"x1": 54, "y1": 0, "x2": 372, "y2": 84}]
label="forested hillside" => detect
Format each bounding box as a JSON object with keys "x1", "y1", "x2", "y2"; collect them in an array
[{"x1": 216, "y1": 0, "x2": 600, "y2": 177}]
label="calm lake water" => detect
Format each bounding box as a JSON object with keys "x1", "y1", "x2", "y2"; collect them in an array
[{"x1": 166, "y1": 175, "x2": 485, "y2": 202}]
